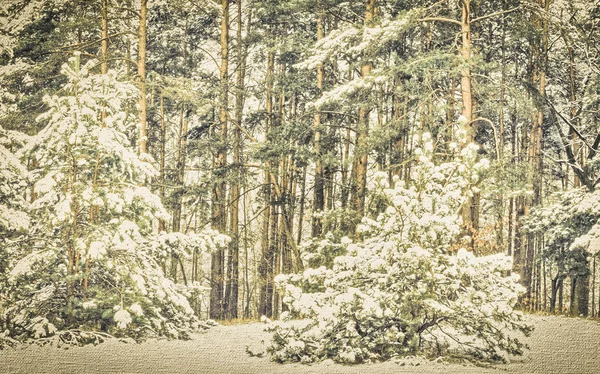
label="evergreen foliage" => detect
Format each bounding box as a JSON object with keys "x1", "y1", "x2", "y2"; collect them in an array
[
  {"x1": 0, "y1": 54, "x2": 226, "y2": 346},
  {"x1": 267, "y1": 133, "x2": 531, "y2": 363}
]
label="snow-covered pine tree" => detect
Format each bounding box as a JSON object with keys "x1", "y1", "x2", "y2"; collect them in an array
[
  {"x1": 1, "y1": 53, "x2": 227, "y2": 346},
  {"x1": 266, "y1": 131, "x2": 532, "y2": 364}
]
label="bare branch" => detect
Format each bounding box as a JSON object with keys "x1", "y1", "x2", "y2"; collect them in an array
[
  {"x1": 417, "y1": 17, "x2": 462, "y2": 26},
  {"x1": 548, "y1": 108, "x2": 591, "y2": 188},
  {"x1": 544, "y1": 95, "x2": 595, "y2": 151}
]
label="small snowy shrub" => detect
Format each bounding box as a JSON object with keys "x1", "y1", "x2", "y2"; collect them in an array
[{"x1": 267, "y1": 133, "x2": 532, "y2": 363}]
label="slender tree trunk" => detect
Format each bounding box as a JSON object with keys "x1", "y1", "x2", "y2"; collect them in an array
[
  {"x1": 341, "y1": 125, "x2": 351, "y2": 209},
  {"x1": 592, "y1": 257, "x2": 596, "y2": 317},
  {"x1": 568, "y1": 41, "x2": 581, "y2": 188},
  {"x1": 497, "y1": 11, "x2": 507, "y2": 250},
  {"x1": 100, "y1": 0, "x2": 108, "y2": 76},
  {"x1": 570, "y1": 276, "x2": 577, "y2": 315},
  {"x1": 267, "y1": 190, "x2": 279, "y2": 318},
  {"x1": 508, "y1": 107, "x2": 517, "y2": 260},
  {"x1": 575, "y1": 255, "x2": 590, "y2": 317},
  {"x1": 550, "y1": 274, "x2": 558, "y2": 313},
  {"x1": 243, "y1": 188, "x2": 251, "y2": 318},
  {"x1": 258, "y1": 51, "x2": 275, "y2": 318},
  {"x1": 224, "y1": 0, "x2": 248, "y2": 320},
  {"x1": 137, "y1": 0, "x2": 148, "y2": 154},
  {"x1": 460, "y1": 0, "x2": 473, "y2": 135},
  {"x1": 559, "y1": 276, "x2": 564, "y2": 312},
  {"x1": 210, "y1": 0, "x2": 230, "y2": 320},
  {"x1": 391, "y1": 77, "x2": 405, "y2": 177},
  {"x1": 297, "y1": 167, "x2": 307, "y2": 245},
  {"x1": 597, "y1": 259, "x2": 600, "y2": 317},
  {"x1": 458, "y1": 0, "x2": 479, "y2": 246},
  {"x1": 446, "y1": 75, "x2": 456, "y2": 143},
  {"x1": 514, "y1": 196, "x2": 525, "y2": 292},
  {"x1": 171, "y1": 108, "x2": 187, "y2": 281},
  {"x1": 522, "y1": 0, "x2": 549, "y2": 307},
  {"x1": 349, "y1": 0, "x2": 376, "y2": 234},
  {"x1": 158, "y1": 95, "x2": 166, "y2": 233},
  {"x1": 543, "y1": 250, "x2": 547, "y2": 310},
  {"x1": 271, "y1": 82, "x2": 287, "y2": 318},
  {"x1": 312, "y1": 3, "x2": 325, "y2": 237}
]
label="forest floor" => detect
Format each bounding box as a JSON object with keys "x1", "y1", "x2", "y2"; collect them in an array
[{"x1": 0, "y1": 314, "x2": 598, "y2": 374}]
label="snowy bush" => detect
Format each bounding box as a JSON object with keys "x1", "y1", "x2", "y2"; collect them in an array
[
  {"x1": 266, "y1": 133, "x2": 532, "y2": 364},
  {"x1": 0, "y1": 54, "x2": 224, "y2": 345}
]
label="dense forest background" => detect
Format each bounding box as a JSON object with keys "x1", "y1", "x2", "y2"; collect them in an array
[{"x1": 1, "y1": 0, "x2": 600, "y2": 347}]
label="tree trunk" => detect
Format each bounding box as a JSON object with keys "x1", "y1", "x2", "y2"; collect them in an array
[
  {"x1": 458, "y1": 0, "x2": 479, "y2": 246},
  {"x1": 341, "y1": 125, "x2": 351, "y2": 209},
  {"x1": 575, "y1": 261, "x2": 590, "y2": 317},
  {"x1": 522, "y1": 0, "x2": 549, "y2": 307},
  {"x1": 312, "y1": 3, "x2": 325, "y2": 237},
  {"x1": 570, "y1": 276, "x2": 577, "y2": 315},
  {"x1": 349, "y1": 0, "x2": 376, "y2": 234},
  {"x1": 559, "y1": 276, "x2": 564, "y2": 312},
  {"x1": 137, "y1": 0, "x2": 148, "y2": 154},
  {"x1": 592, "y1": 257, "x2": 596, "y2": 317},
  {"x1": 171, "y1": 108, "x2": 187, "y2": 281},
  {"x1": 100, "y1": 0, "x2": 108, "y2": 76},
  {"x1": 297, "y1": 167, "x2": 307, "y2": 245},
  {"x1": 210, "y1": 0, "x2": 230, "y2": 320},
  {"x1": 496, "y1": 11, "x2": 506, "y2": 250},
  {"x1": 158, "y1": 94, "x2": 166, "y2": 233},
  {"x1": 513, "y1": 196, "x2": 525, "y2": 294},
  {"x1": 224, "y1": 0, "x2": 247, "y2": 320},
  {"x1": 550, "y1": 274, "x2": 558, "y2": 313},
  {"x1": 460, "y1": 0, "x2": 473, "y2": 135},
  {"x1": 258, "y1": 51, "x2": 275, "y2": 318}
]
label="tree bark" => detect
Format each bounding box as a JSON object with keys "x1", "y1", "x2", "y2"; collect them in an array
[
  {"x1": 137, "y1": 0, "x2": 148, "y2": 154},
  {"x1": 575, "y1": 260, "x2": 590, "y2": 317},
  {"x1": 158, "y1": 94, "x2": 166, "y2": 233},
  {"x1": 224, "y1": 0, "x2": 248, "y2": 320},
  {"x1": 210, "y1": 0, "x2": 230, "y2": 320},
  {"x1": 458, "y1": 0, "x2": 479, "y2": 246},
  {"x1": 297, "y1": 166, "x2": 307, "y2": 245},
  {"x1": 349, "y1": 0, "x2": 376, "y2": 234},
  {"x1": 258, "y1": 51, "x2": 275, "y2": 318},
  {"x1": 312, "y1": 3, "x2": 325, "y2": 237},
  {"x1": 460, "y1": 0, "x2": 473, "y2": 135}
]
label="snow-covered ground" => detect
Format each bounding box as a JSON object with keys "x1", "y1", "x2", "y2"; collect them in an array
[{"x1": 1, "y1": 314, "x2": 598, "y2": 374}]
